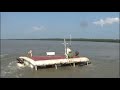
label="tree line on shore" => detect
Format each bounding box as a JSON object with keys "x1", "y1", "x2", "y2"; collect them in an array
[{"x1": 3, "y1": 38, "x2": 120, "y2": 43}]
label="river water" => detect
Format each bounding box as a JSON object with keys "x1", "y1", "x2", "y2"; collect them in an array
[{"x1": 0, "y1": 40, "x2": 119, "y2": 78}]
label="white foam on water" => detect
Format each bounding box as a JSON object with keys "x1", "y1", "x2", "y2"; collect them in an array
[{"x1": 1, "y1": 60, "x2": 25, "y2": 78}]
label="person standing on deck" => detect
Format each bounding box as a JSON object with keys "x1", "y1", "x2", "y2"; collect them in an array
[
  {"x1": 75, "y1": 51, "x2": 79, "y2": 57},
  {"x1": 27, "y1": 50, "x2": 32, "y2": 58},
  {"x1": 68, "y1": 51, "x2": 74, "y2": 58}
]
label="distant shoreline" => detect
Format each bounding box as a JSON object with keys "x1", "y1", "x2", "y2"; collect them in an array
[{"x1": 1, "y1": 38, "x2": 120, "y2": 43}]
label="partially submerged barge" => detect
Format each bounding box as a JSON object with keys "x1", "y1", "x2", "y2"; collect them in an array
[{"x1": 16, "y1": 38, "x2": 91, "y2": 70}]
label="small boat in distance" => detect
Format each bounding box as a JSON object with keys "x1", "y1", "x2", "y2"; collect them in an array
[{"x1": 16, "y1": 37, "x2": 91, "y2": 70}]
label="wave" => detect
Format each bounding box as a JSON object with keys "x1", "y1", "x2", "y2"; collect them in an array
[{"x1": 1, "y1": 60, "x2": 24, "y2": 78}]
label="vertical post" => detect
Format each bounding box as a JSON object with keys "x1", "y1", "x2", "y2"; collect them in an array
[
  {"x1": 62, "y1": 38, "x2": 68, "y2": 58},
  {"x1": 73, "y1": 63, "x2": 75, "y2": 67},
  {"x1": 35, "y1": 66, "x2": 37, "y2": 71},
  {"x1": 55, "y1": 64, "x2": 57, "y2": 69},
  {"x1": 64, "y1": 38, "x2": 67, "y2": 55},
  {"x1": 86, "y1": 62, "x2": 88, "y2": 65}
]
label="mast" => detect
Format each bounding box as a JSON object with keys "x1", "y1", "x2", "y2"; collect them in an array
[
  {"x1": 69, "y1": 34, "x2": 71, "y2": 47},
  {"x1": 62, "y1": 37, "x2": 68, "y2": 56},
  {"x1": 64, "y1": 38, "x2": 66, "y2": 55}
]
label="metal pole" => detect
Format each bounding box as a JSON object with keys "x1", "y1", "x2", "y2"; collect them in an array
[{"x1": 55, "y1": 64, "x2": 57, "y2": 69}]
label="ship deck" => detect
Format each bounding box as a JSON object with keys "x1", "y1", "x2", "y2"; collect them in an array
[
  {"x1": 31, "y1": 55, "x2": 79, "y2": 61},
  {"x1": 18, "y1": 55, "x2": 90, "y2": 70}
]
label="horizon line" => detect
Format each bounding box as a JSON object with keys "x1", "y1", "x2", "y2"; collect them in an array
[{"x1": 1, "y1": 38, "x2": 119, "y2": 40}]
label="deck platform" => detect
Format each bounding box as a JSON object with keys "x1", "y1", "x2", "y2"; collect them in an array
[{"x1": 18, "y1": 55, "x2": 90, "y2": 70}]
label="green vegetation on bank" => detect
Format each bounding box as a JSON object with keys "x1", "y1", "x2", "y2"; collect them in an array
[{"x1": 2, "y1": 38, "x2": 120, "y2": 43}]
